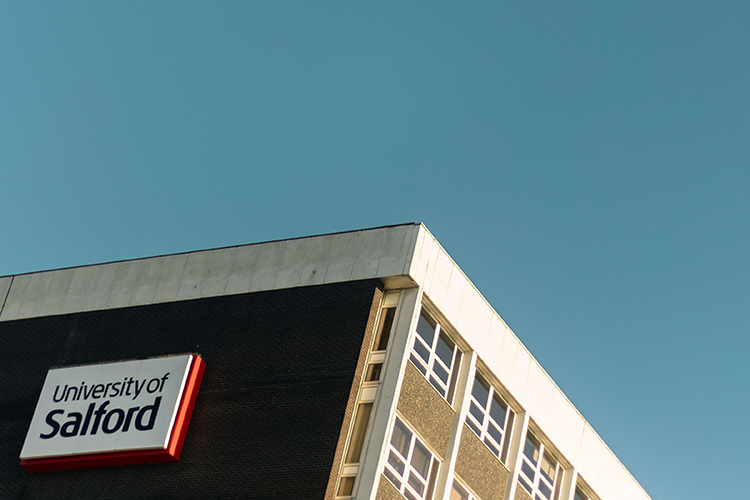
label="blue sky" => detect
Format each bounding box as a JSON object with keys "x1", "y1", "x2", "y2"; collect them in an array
[{"x1": 2, "y1": 2, "x2": 748, "y2": 498}]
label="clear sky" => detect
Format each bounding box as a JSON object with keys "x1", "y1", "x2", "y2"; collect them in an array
[{"x1": 2, "y1": 2, "x2": 748, "y2": 498}]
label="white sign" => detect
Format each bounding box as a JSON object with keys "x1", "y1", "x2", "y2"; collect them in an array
[{"x1": 21, "y1": 355, "x2": 195, "y2": 461}]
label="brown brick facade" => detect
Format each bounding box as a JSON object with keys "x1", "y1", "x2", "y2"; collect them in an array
[{"x1": 324, "y1": 285, "x2": 384, "y2": 500}]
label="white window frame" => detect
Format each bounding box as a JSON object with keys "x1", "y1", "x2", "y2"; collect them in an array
[
  {"x1": 573, "y1": 480, "x2": 599, "y2": 500},
  {"x1": 409, "y1": 308, "x2": 459, "y2": 402},
  {"x1": 464, "y1": 373, "x2": 514, "y2": 463},
  {"x1": 517, "y1": 432, "x2": 562, "y2": 500},
  {"x1": 383, "y1": 417, "x2": 439, "y2": 500},
  {"x1": 335, "y1": 293, "x2": 400, "y2": 499}
]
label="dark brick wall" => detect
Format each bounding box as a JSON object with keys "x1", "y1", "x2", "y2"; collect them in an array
[{"x1": 0, "y1": 279, "x2": 382, "y2": 500}]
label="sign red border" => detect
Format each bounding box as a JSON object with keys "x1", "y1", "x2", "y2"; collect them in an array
[{"x1": 20, "y1": 355, "x2": 205, "y2": 472}]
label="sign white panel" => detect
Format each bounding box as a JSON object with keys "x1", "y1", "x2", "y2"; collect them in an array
[{"x1": 20, "y1": 355, "x2": 193, "y2": 460}]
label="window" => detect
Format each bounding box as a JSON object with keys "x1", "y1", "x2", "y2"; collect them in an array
[
  {"x1": 410, "y1": 308, "x2": 460, "y2": 402},
  {"x1": 465, "y1": 373, "x2": 515, "y2": 463},
  {"x1": 373, "y1": 305, "x2": 396, "y2": 352},
  {"x1": 345, "y1": 403, "x2": 373, "y2": 464},
  {"x1": 383, "y1": 417, "x2": 440, "y2": 500},
  {"x1": 336, "y1": 295, "x2": 398, "y2": 499},
  {"x1": 450, "y1": 479, "x2": 479, "y2": 500},
  {"x1": 518, "y1": 433, "x2": 562, "y2": 500}
]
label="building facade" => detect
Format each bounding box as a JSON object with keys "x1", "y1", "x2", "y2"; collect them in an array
[{"x1": 0, "y1": 224, "x2": 651, "y2": 500}]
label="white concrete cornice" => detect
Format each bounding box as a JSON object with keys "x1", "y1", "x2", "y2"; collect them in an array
[{"x1": 0, "y1": 224, "x2": 421, "y2": 323}]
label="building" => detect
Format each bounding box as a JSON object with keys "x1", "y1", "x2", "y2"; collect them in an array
[{"x1": 0, "y1": 223, "x2": 651, "y2": 500}]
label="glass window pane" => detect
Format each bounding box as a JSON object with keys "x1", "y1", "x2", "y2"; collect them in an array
[
  {"x1": 410, "y1": 354, "x2": 428, "y2": 375},
  {"x1": 524, "y1": 436, "x2": 540, "y2": 464},
  {"x1": 468, "y1": 401, "x2": 485, "y2": 424},
  {"x1": 540, "y1": 453, "x2": 556, "y2": 483},
  {"x1": 414, "y1": 339, "x2": 430, "y2": 362},
  {"x1": 407, "y1": 472, "x2": 426, "y2": 496},
  {"x1": 388, "y1": 451, "x2": 406, "y2": 476},
  {"x1": 489, "y1": 395, "x2": 507, "y2": 427},
  {"x1": 521, "y1": 461, "x2": 535, "y2": 481},
  {"x1": 410, "y1": 440, "x2": 432, "y2": 478},
  {"x1": 391, "y1": 419, "x2": 412, "y2": 457},
  {"x1": 383, "y1": 468, "x2": 402, "y2": 489},
  {"x1": 466, "y1": 418, "x2": 482, "y2": 436},
  {"x1": 487, "y1": 421, "x2": 503, "y2": 444},
  {"x1": 404, "y1": 490, "x2": 419, "y2": 500},
  {"x1": 416, "y1": 311, "x2": 436, "y2": 345},
  {"x1": 539, "y1": 481, "x2": 552, "y2": 499},
  {"x1": 435, "y1": 333, "x2": 455, "y2": 366},
  {"x1": 471, "y1": 376, "x2": 490, "y2": 407},
  {"x1": 345, "y1": 403, "x2": 372, "y2": 463},
  {"x1": 374, "y1": 307, "x2": 396, "y2": 351},
  {"x1": 451, "y1": 481, "x2": 469, "y2": 500},
  {"x1": 337, "y1": 476, "x2": 355, "y2": 496},
  {"x1": 365, "y1": 363, "x2": 382, "y2": 382},
  {"x1": 432, "y1": 361, "x2": 449, "y2": 383},
  {"x1": 429, "y1": 376, "x2": 447, "y2": 396},
  {"x1": 519, "y1": 477, "x2": 533, "y2": 494},
  {"x1": 483, "y1": 437, "x2": 500, "y2": 456}
]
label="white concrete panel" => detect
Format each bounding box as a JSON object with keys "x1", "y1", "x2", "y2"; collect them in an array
[
  {"x1": 594, "y1": 454, "x2": 618, "y2": 500},
  {"x1": 83, "y1": 263, "x2": 119, "y2": 311},
  {"x1": 200, "y1": 247, "x2": 237, "y2": 297},
  {"x1": 152, "y1": 255, "x2": 189, "y2": 304},
  {"x1": 323, "y1": 232, "x2": 360, "y2": 283},
  {"x1": 1, "y1": 273, "x2": 31, "y2": 321},
  {"x1": 621, "y1": 475, "x2": 649, "y2": 500},
  {"x1": 378, "y1": 225, "x2": 416, "y2": 277},
  {"x1": 273, "y1": 238, "x2": 308, "y2": 289},
  {"x1": 248, "y1": 242, "x2": 281, "y2": 292},
  {"x1": 479, "y1": 314, "x2": 507, "y2": 375},
  {"x1": 129, "y1": 257, "x2": 167, "y2": 306},
  {"x1": 299, "y1": 235, "x2": 331, "y2": 286},
  {"x1": 225, "y1": 244, "x2": 261, "y2": 294},
  {"x1": 176, "y1": 251, "x2": 214, "y2": 300},
  {"x1": 548, "y1": 391, "x2": 585, "y2": 465},
  {"x1": 442, "y1": 268, "x2": 468, "y2": 329},
  {"x1": 578, "y1": 425, "x2": 605, "y2": 488},
  {"x1": 39, "y1": 268, "x2": 76, "y2": 316},
  {"x1": 493, "y1": 325, "x2": 520, "y2": 389},
  {"x1": 417, "y1": 233, "x2": 440, "y2": 294},
  {"x1": 106, "y1": 261, "x2": 140, "y2": 309},
  {"x1": 0, "y1": 276, "x2": 12, "y2": 316},
  {"x1": 406, "y1": 225, "x2": 429, "y2": 284},
  {"x1": 507, "y1": 343, "x2": 532, "y2": 401},
  {"x1": 60, "y1": 266, "x2": 97, "y2": 313},
  {"x1": 454, "y1": 285, "x2": 489, "y2": 349},
  {"x1": 425, "y1": 248, "x2": 453, "y2": 311},
  {"x1": 351, "y1": 227, "x2": 387, "y2": 280},
  {"x1": 605, "y1": 461, "x2": 626, "y2": 500},
  {"x1": 18, "y1": 271, "x2": 55, "y2": 319},
  {"x1": 524, "y1": 361, "x2": 557, "y2": 426}
]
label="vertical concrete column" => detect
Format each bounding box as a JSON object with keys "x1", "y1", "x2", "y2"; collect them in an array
[
  {"x1": 435, "y1": 350, "x2": 477, "y2": 500},
  {"x1": 504, "y1": 411, "x2": 530, "y2": 500},
  {"x1": 355, "y1": 286, "x2": 423, "y2": 500},
  {"x1": 560, "y1": 468, "x2": 579, "y2": 500}
]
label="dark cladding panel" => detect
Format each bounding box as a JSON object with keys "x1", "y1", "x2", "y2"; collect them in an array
[{"x1": 0, "y1": 279, "x2": 382, "y2": 499}]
